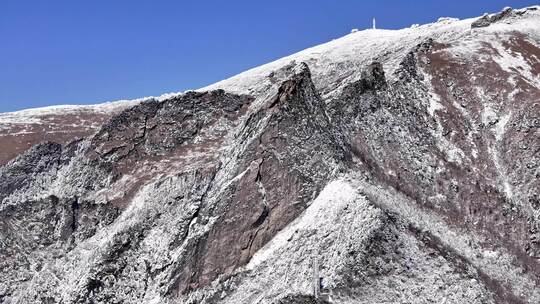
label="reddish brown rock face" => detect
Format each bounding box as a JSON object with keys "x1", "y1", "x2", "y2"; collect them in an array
[
  {"x1": 167, "y1": 65, "x2": 344, "y2": 294},
  {"x1": 322, "y1": 26, "x2": 540, "y2": 302},
  {"x1": 0, "y1": 113, "x2": 110, "y2": 165},
  {"x1": 0, "y1": 102, "x2": 140, "y2": 166},
  {"x1": 420, "y1": 35, "x2": 540, "y2": 264}
]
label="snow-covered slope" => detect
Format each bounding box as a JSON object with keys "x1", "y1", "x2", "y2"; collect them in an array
[
  {"x1": 203, "y1": 6, "x2": 540, "y2": 99},
  {"x1": 1, "y1": 5, "x2": 540, "y2": 304}
]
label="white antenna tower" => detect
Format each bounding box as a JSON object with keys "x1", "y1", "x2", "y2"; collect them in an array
[{"x1": 373, "y1": 18, "x2": 376, "y2": 29}]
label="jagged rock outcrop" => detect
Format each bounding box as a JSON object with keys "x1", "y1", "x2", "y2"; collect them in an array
[
  {"x1": 471, "y1": 6, "x2": 538, "y2": 28},
  {"x1": 1, "y1": 5, "x2": 540, "y2": 304}
]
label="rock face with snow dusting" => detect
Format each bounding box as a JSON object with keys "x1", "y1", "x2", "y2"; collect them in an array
[{"x1": 1, "y1": 6, "x2": 540, "y2": 304}]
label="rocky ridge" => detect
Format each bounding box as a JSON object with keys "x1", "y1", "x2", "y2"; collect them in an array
[{"x1": 1, "y1": 6, "x2": 540, "y2": 304}]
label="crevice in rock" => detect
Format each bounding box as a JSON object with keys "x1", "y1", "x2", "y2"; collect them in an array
[{"x1": 70, "y1": 198, "x2": 79, "y2": 233}]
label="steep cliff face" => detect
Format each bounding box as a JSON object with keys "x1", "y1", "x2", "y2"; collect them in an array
[{"x1": 1, "y1": 6, "x2": 540, "y2": 304}]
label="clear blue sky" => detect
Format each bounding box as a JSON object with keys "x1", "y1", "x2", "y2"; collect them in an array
[{"x1": 1, "y1": 0, "x2": 537, "y2": 112}]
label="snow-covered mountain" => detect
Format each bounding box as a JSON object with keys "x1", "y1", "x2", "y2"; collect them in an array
[{"x1": 1, "y1": 6, "x2": 540, "y2": 304}]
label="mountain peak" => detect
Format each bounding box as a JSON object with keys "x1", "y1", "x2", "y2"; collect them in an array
[{"x1": 1, "y1": 6, "x2": 540, "y2": 304}]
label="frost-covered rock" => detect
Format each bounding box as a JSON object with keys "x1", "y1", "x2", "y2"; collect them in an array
[{"x1": 1, "y1": 5, "x2": 540, "y2": 304}]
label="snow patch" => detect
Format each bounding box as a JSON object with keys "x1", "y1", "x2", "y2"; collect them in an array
[
  {"x1": 437, "y1": 17, "x2": 460, "y2": 24},
  {"x1": 494, "y1": 113, "x2": 511, "y2": 141},
  {"x1": 247, "y1": 179, "x2": 358, "y2": 270},
  {"x1": 491, "y1": 39, "x2": 540, "y2": 87},
  {"x1": 428, "y1": 95, "x2": 444, "y2": 116},
  {"x1": 481, "y1": 105, "x2": 498, "y2": 126},
  {"x1": 489, "y1": 146, "x2": 513, "y2": 199}
]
